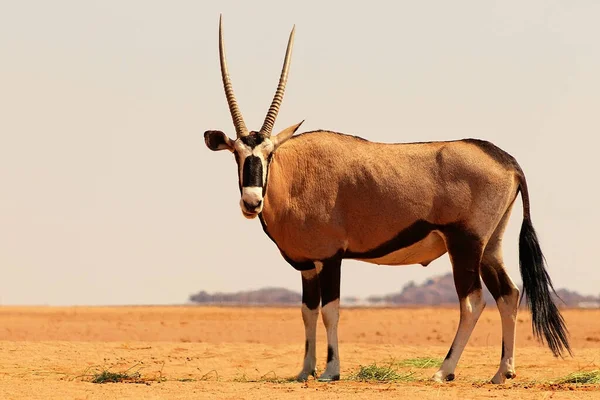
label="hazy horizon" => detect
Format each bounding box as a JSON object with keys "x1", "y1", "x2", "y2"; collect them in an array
[{"x1": 1, "y1": 1, "x2": 599, "y2": 305}]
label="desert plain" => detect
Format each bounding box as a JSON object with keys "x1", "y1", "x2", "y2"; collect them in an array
[{"x1": 0, "y1": 306, "x2": 599, "y2": 399}]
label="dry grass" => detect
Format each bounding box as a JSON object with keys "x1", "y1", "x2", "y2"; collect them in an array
[
  {"x1": 398, "y1": 357, "x2": 442, "y2": 369},
  {"x1": 347, "y1": 362, "x2": 416, "y2": 382},
  {"x1": 555, "y1": 370, "x2": 600, "y2": 385}
]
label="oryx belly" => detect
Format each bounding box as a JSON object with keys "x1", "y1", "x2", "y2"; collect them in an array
[{"x1": 354, "y1": 231, "x2": 447, "y2": 266}]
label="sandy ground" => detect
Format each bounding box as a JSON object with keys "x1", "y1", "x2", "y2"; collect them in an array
[{"x1": 0, "y1": 306, "x2": 599, "y2": 399}]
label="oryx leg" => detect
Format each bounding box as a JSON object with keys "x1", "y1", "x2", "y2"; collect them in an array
[
  {"x1": 481, "y1": 207, "x2": 520, "y2": 384},
  {"x1": 317, "y1": 256, "x2": 342, "y2": 381},
  {"x1": 296, "y1": 268, "x2": 320, "y2": 381},
  {"x1": 433, "y1": 229, "x2": 486, "y2": 382}
]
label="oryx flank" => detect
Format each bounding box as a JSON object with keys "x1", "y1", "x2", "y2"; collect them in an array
[{"x1": 204, "y1": 16, "x2": 571, "y2": 384}]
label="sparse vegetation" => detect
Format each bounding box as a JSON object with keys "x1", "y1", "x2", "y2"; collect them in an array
[
  {"x1": 398, "y1": 357, "x2": 442, "y2": 369},
  {"x1": 91, "y1": 370, "x2": 143, "y2": 384},
  {"x1": 82, "y1": 363, "x2": 166, "y2": 385},
  {"x1": 176, "y1": 378, "x2": 196, "y2": 382},
  {"x1": 233, "y1": 370, "x2": 296, "y2": 384},
  {"x1": 556, "y1": 370, "x2": 600, "y2": 385},
  {"x1": 198, "y1": 369, "x2": 219, "y2": 381},
  {"x1": 348, "y1": 362, "x2": 415, "y2": 382}
]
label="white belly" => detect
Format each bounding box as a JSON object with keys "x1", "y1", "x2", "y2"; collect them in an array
[{"x1": 353, "y1": 231, "x2": 447, "y2": 266}]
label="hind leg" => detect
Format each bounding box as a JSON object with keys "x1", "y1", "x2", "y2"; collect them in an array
[
  {"x1": 481, "y1": 208, "x2": 520, "y2": 384},
  {"x1": 433, "y1": 227, "x2": 486, "y2": 382}
]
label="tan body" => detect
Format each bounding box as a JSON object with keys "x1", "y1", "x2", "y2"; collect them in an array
[
  {"x1": 262, "y1": 131, "x2": 519, "y2": 264},
  {"x1": 205, "y1": 16, "x2": 569, "y2": 384}
]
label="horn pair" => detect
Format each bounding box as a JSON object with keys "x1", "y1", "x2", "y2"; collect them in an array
[{"x1": 218, "y1": 15, "x2": 295, "y2": 138}]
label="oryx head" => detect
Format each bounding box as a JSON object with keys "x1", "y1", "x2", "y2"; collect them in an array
[{"x1": 204, "y1": 16, "x2": 303, "y2": 219}]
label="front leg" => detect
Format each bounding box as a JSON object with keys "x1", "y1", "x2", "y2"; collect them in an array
[
  {"x1": 296, "y1": 268, "x2": 320, "y2": 381},
  {"x1": 317, "y1": 256, "x2": 342, "y2": 382}
]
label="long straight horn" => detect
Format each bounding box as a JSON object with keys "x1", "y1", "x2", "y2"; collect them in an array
[
  {"x1": 219, "y1": 15, "x2": 248, "y2": 138},
  {"x1": 259, "y1": 26, "x2": 295, "y2": 137}
]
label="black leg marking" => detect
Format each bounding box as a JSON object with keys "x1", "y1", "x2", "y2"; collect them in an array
[
  {"x1": 431, "y1": 224, "x2": 485, "y2": 384},
  {"x1": 501, "y1": 339, "x2": 505, "y2": 359},
  {"x1": 441, "y1": 224, "x2": 484, "y2": 298},
  {"x1": 319, "y1": 252, "x2": 342, "y2": 307},
  {"x1": 327, "y1": 346, "x2": 334, "y2": 363},
  {"x1": 301, "y1": 272, "x2": 321, "y2": 310},
  {"x1": 481, "y1": 263, "x2": 514, "y2": 300},
  {"x1": 305, "y1": 340, "x2": 309, "y2": 358},
  {"x1": 445, "y1": 347, "x2": 453, "y2": 360}
]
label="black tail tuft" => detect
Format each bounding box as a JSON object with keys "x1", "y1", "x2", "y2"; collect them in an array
[{"x1": 519, "y1": 217, "x2": 572, "y2": 357}]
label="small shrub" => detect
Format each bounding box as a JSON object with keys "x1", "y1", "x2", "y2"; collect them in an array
[
  {"x1": 556, "y1": 370, "x2": 600, "y2": 385},
  {"x1": 348, "y1": 362, "x2": 415, "y2": 382},
  {"x1": 91, "y1": 370, "x2": 142, "y2": 384}
]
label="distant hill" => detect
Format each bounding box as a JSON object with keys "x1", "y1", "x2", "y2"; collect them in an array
[
  {"x1": 189, "y1": 287, "x2": 301, "y2": 305},
  {"x1": 189, "y1": 273, "x2": 600, "y2": 308},
  {"x1": 361, "y1": 273, "x2": 600, "y2": 308}
]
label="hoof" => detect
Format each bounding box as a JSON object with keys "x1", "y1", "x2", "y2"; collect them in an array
[
  {"x1": 491, "y1": 370, "x2": 516, "y2": 384},
  {"x1": 296, "y1": 370, "x2": 316, "y2": 382},
  {"x1": 317, "y1": 374, "x2": 340, "y2": 382},
  {"x1": 432, "y1": 371, "x2": 455, "y2": 383}
]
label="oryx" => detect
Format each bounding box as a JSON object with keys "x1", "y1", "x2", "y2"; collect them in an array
[{"x1": 203, "y1": 16, "x2": 571, "y2": 383}]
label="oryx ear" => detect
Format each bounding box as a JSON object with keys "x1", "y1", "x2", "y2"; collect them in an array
[
  {"x1": 271, "y1": 120, "x2": 304, "y2": 150},
  {"x1": 204, "y1": 130, "x2": 234, "y2": 152}
]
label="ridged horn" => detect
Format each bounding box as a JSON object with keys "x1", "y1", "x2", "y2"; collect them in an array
[
  {"x1": 259, "y1": 25, "x2": 295, "y2": 137},
  {"x1": 219, "y1": 15, "x2": 248, "y2": 138}
]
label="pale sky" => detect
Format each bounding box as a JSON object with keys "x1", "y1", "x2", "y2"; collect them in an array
[{"x1": 0, "y1": 1, "x2": 598, "y2": 305}]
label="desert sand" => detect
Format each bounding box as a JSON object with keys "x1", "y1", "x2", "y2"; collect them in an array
[{"x1": 0, "y1": 306, "x2": 599, "y2": 399}]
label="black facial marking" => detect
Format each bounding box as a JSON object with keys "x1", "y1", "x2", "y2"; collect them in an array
[
  {"x1": 445, "y1": 347, "x2": 453, "y2": 360},
  {"x1": 233, "y1": 152, "x2": 242, "y2": 194},
  {"x1": 262, "y1": 152, "x2": 274, "y2": 196},
  {"x1": 240, "y1": 132, "x2": 266, "y2": 148},
  {"x1": 327, "y1": 346, "x2": 335, "y2": 363},
  {"x1": 302, "y1": 273, "x2": 321, "y2": 310},
  {"x1": 242, "y1": 155, "x2": 263, "y2": 187},
  {"x1": 319, "y1": 251, "x2": 342, "y2": 308}
]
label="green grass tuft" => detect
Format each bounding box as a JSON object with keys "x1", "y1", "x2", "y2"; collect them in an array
[
  {"x1": 348, "y1": 362, "x2": 415, "y2": 382},
  {"x1": 91, "y1": 370, "x2": 142, "y2": 384},
  {"x1": 398, "y1": 357, "x2": 443, "y2": 369},
  {"x1": 556, "y1": 370, "x2": 600, "y2": 385}
]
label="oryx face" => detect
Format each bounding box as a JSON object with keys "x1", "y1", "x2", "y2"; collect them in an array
[
  {"x1": 204, "y1": 124, "x2": 303, "y2": 219},
  {"x1": 204, "y1": 15, "x2": 302, "y2": 219},
  {"x1": 235, "y1": 133, "x2": 272, "y2": 217}
]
